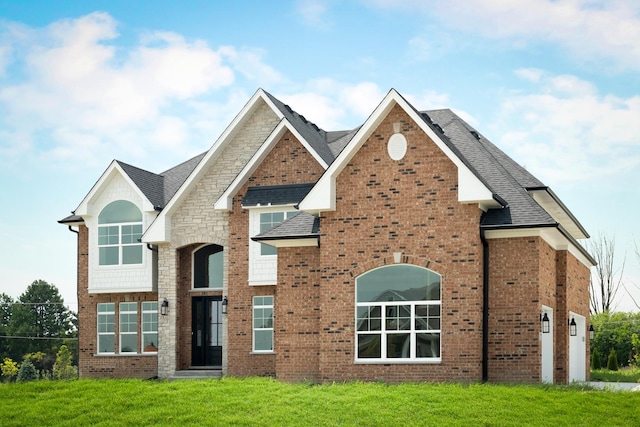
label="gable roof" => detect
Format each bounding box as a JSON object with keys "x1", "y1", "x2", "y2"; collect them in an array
[{"x1": 252, "y1": 211, "x2": 320, "y2": 248}]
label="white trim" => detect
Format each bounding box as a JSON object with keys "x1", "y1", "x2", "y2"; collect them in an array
[
  {"x1": 214, "y1": 120, "x2": 328, "y2": 211},
  {"x1": 143, "y1": 89, "x2": 282, "y2": 243},
  {"x1": 298, "y1": 89, "x2": 498, "y2": 214},
  {"x1": 76, "y1": 161, "x2": 155, "y2": 217},
  {"x1": 529, "y1": 189, "x2": 588, "y2": 240}
]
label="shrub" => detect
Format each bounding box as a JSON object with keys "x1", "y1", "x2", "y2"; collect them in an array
[
  {"x1": 591, "y1": 348, "x2": 602, "y2": 370},
  {"x1": 632, "y1": 333, "x2": 640, "y2": 367},
  {"x1": 607, "y1": 349, "x2": 619, "y2": 371},
  {"x1": 1, "y1": 358, "x2": 19, "y2": 382},
  {"x1": 53, "y1": 345, "x2": 76, "y2": 380},
  {"x1": 16, "y1": 359, "x2": 37, "y2": 382}
]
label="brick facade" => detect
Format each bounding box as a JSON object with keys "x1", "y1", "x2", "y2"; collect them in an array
[{"x1": 70, "y1": 90, "x2": 592, "y2": 384}]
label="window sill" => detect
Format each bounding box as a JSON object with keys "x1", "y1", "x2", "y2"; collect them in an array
[
  {"x1": 250, "y1": 351, "x2": 275, "y2": 355},
  {"x1": 93, "y1": 353, "x2": 157, "y2": 357},
  {"x1": 354, "y1": 358, "x2": 442, "y2": 364}
]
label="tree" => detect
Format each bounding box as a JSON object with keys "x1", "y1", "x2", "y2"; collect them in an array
[
  {"x1": 588, "y1": 233, "x2": 625, "y2": 314},
  {"x1": 590, "y1": 348, "x2": 602, "y2": 370},
  {"x1": 607, "y1": 349, "x2": 619, "y2": 371},
  {"x1": 591, "y1": 311, "x2": 640, "y2": 367},
  {"x1": 1, "y1": 358, "x2": 18, "y2": 382},
  {"x1": 53, "y1": 345, "x2": 76, "y2": 380},
  {"x1": 16, "y1": 358, "x2": 37, "y2": 382},
  {"x1": 6, "y1": 280, "x2": 76, "y2": 362},
  {"x1": 0, "y1": 293, "x2": 14, "y2": 359}
]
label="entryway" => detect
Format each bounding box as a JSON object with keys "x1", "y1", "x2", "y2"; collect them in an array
[
  {"x1": 192, "y1": 296, "x2": 223, "y2": 367},
  {"x1": 568, "y1": 312, "x2": 586, "y2": 382}
]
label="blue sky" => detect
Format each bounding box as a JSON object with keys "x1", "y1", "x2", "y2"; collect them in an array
[{"x1": 1, "y1": 0, "x2": 639, "y2": 312}]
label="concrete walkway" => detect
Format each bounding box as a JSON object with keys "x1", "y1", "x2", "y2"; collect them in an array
[{"x1": 588, "y1": 381, "x2": 640, "y2": 392}]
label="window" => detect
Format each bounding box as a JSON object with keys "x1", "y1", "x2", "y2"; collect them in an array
[
  {"x1": 356, "y1": 265, "x2": 441, "y2": 362},
  {"x1": 119, "y1": 302, "x2": 138, "y2": 354},
  {"x1": 258, "y1": 211, "x2": 296, "y2": 255},
  {"x1": 98, "y1": 200, "x2": 143, "y2": 266},
  {"x1": 249, "y1": 209, "x2": 296, "y2": 285},
  {"x1": 193, "y1": 245, "x2": 224, "y2": 288},
  {"x1": 142, "y1": 302, "x2": 158, "y2": 353},
  {"x1": 253, "y1": 296, "x2": 274, "y2": 352},
  {"x1": 97, "y1": 303, "x2": 115, "y2": 354}
]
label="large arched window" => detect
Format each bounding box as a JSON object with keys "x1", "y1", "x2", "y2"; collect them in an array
[
  {"x1": 98, "y1": 200, "x2": 143, "y2": 266},
  {"x1": 356, "y1": 264, "x2": 441, "y2": 362},
  {"x1": 193, "y1": 244, "x2": 224, "y2": 289}
]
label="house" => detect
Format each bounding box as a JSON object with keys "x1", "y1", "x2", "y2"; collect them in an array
[{"x1": 59, "y1": 88, "x2": 594, "y2": 383}]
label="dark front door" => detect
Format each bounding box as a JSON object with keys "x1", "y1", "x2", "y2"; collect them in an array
[{"x1": 192, "y1": 296, "x2": 223, "y2": 367}]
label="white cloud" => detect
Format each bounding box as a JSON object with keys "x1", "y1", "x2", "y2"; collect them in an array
[
  {"x1": 375, "y1": 0, "x2": 640, "y2": 72},
  {"x1": 219, "y1": 46, "x2": 284, "y2": 86},
  {"x1": 494, "y1": 71, "x2": 640, "y2": 183},
  {"x1": 295, "y1": 0, "x2": 332, "y2": 29},
  {"x1": 0, "y1": 12, "x2": 247, "y2": 171}
]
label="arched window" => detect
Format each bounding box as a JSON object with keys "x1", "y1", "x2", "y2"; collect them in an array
[
  {"x1": 98, "y1": 200, "x2": 143, "y2": 266},
  {"x1": 194, "y1": 244, "x2": 224, "y2": 289},
  {"x1": 356, "y1": 264, "x2": 441, "y2": 362}
]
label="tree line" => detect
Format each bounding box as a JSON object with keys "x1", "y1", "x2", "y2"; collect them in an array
[{"x1": 1, "y1": 280, "x2": 77, "y2": 381}]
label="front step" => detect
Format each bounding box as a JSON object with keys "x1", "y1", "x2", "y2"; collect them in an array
[{"x1": 171, "y1": 369, "x2": 222, "y2": 380}]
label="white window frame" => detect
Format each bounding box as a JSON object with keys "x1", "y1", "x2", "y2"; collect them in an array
[
  {"x1": 98, "y1": 222, "x2": 144, "y2": 266},
  {"x1": 119, "y1": 302, "x2": 138, "y2": 354},
  {"x1": 97, "y1": 303, "x2": 115, "y2": 354},
  {"x1": 252, "y1": 296, "x2": 274, "y2": 353},
  {"x1": 355, "y1": 265, "x2": 442, "y2": 363},
  {"x1": 141, "y1": 302, "x2": 158, "y2": 354},
  {"x1": 247, "y1": 207, "x2": 296, "y2": 285}
]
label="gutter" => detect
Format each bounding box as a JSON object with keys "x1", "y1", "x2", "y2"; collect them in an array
[{"x1": 480, "y1": 228, "x2": 489, "y2": 383}]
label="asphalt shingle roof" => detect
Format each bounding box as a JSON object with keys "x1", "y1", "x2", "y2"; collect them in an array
[
  {"x1": 242, "y1": 183, "x2": 315, "y2": 207},
  {"x1": 253, "y1": 212, "x2": 319, "y2": 241}
]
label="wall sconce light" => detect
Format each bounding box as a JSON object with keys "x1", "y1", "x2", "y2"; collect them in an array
[
  {"x1": 161, "y1": 299, "x2": 169, "y2": 316},
  {"x1": 541, "y1": 312, "x2": 550, "y2": 334},
  {"x1": 222, "y1": 296, "x2": 228, "y2": 315},
  {"x1": 589, "y1": 324, "x2": 595, "y2": 340},
  {"x1": 569, "y1": 317, "x2": 577, "y2": 336}
]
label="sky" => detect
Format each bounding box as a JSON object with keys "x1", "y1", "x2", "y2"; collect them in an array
[{"x1": 0, "y1": 0, "x2": 639, "y2": 313}]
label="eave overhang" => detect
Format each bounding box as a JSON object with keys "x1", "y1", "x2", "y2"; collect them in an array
[{"x1": 527, "y1": 187, "x2": 589, "y2": 240}]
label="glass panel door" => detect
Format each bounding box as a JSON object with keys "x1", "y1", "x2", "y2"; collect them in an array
[{"x1": 192, "y1": 296, "x2": 223, "y2": 366}]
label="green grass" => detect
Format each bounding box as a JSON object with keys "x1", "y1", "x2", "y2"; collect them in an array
[
  {"x1": 591, "y1": 367, "x2": 640, "y2": 383},
  {"x1": 1, "y1": 377, "x2": 639, "y2": 426}
]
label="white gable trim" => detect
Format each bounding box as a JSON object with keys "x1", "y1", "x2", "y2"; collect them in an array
[
  {"x1": 214, "y1": 120, "x2": 328, "y2": 211},
  {"x1": 143, "y1": 89, "x2": 282, "y2": 243},
  {"x1": 484, "y1": 227, "x2": 595, "y2": 269},
  {"x1": 298, "y1": 89, "x2": 496, "y2": 213},
  {"x1": 75, "y1": 161, "x2": 154, "y2": 217}
]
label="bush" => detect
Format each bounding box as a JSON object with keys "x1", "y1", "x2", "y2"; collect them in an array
[
  {"x1": 607, "y1": 349, "x2": 619, "y2": 371},
  {"x1": 632, "y1": 333, "x2": 640, "y2": 367},
  {"x1": 16, "y1": 358, "x2": 37, "y2": 382},
  {"x1": 1, "y1": 358, "x2": 19, "y2": 382},
  {"x1": 591, "y1": 348, "x2": 602, "y2": 370},
  {"x1": 53, "y1": 345, "x2": 76, "y2": 380}
]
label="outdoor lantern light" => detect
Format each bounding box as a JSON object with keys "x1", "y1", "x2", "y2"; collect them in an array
[
  {"x1": 161, "y1": 299, "x2": 169, "y2": 316},
  {"x1": 589, "y1": 324, "x2": 595, "y2": 340},
  {"x1": 222, "y1": 296, "x2": 228, "y2": 315},
  {"x1": 569, "y1": 317, "x2": 577, "y2": 336},
  {"x1": 541, "y1": 312, "x2": 550, "y2": 334}
]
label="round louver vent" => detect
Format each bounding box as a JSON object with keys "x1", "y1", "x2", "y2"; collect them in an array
[{"x1": 387, "y1": 133, "x2": 407, "y2": 161}]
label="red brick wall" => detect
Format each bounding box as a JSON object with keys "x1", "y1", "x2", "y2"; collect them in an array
[
  {"x1": 77, "y1": 226, "x2": 158, "y2": 378},
  {"x1": 317, "y1": 105, "x2": 484, "y2": 382},
  {"x1": 487, "y1": 237, "x2": 543, "y2": 382},
  {"x1": 227, "y1": 131, "x2": 326, "y2": 377}
]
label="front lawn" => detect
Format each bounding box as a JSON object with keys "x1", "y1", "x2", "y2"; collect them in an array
[
  {"x1": 590, "y1": 367, "x2": 640, "y2": 383},
  {"x1": 1, "y1": 377, "x2": 639, "y2": 426}
]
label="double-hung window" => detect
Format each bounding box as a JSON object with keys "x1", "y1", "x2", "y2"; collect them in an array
[
  {"x1": 248, "y1": 209, "x2": 296, "y2": 284},
  {"x1": 98, "y1": 200, "x2": 143, "y2": 266},
  {"x1": 119, "y1": 302, "x2": 138, "y2": 354},
  {"x1": 253, "y1": 296, "x2": 274, "y2": 352},
  {"x1": 142, "y1": 302, "x2": 158, "y2": 353},
  {"x1": 97, "y1": 303, "x2": 115, "y2": 354},
  {"x1": 356, "y1": 265, "x2": 441, "y2": 362}
]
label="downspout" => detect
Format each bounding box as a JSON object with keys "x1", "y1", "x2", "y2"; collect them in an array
[
  {"x1": 480, "y1": 228, "x2": 489, "y2": 383},
  {"x1": 67, "y1": 226, "x2": 79, "y2": 234}
]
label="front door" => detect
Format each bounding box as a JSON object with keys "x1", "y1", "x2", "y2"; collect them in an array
[{"x1": 192, "y1": 296, "x2": 223, "y2": 367}]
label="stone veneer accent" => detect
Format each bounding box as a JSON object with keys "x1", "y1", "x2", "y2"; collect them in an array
[{"x1": 157, "y1": 101, "x2": 280, "y2": 378}]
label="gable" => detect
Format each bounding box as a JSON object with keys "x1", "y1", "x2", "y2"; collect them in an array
[{"x1": 298, "y1": 89, "x2": 499, "y2": 214}]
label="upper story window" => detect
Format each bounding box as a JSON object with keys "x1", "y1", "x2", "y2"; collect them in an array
[
  {"x1": 194, "y1": 244, "x2": 224, "y2": 289},
  {"x1": 258, "y1": 211, "x2": 297, "y2": 255},
  {"x1": 355, "y1": 264, "x2": 441, "y2": 363},
  {"x1": 98, "y1": 200, "x2": 143, "y2": 266}
]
